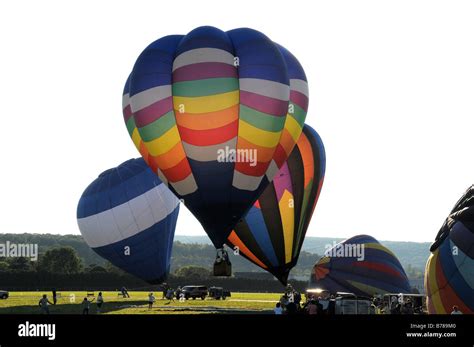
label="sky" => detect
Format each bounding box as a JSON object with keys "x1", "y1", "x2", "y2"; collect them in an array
[{"x1": 0, "y1": 0, "x2": 473, "y2": 243}]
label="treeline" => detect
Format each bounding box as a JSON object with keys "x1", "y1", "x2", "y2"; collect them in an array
[
  {"x1": 0, "y1": 234, "x2": 320, "y2": 277},
  {"x1": 0, "y1": 233, "x2": 104, "y2": 265},
  {"x1": 0, "y1": 247, "x2": 306, "y2": 292},
  {"x1": 0, "y1": 245, "x2": 307, "y2": 292},
  {"x1": 0, "y1": 246, "x2": 116, "y2": 275},
  {"x1": 0, "y1": 234, "x2": 312, "y2": 292}
]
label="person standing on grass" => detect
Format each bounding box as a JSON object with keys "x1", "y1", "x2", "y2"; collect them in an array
[
  {"x1": 96, "y1": 292, "x2": 104, "y2": 313},
  {"x1": 38, "y1": 294, "x2": 54, "y2": 314},
  {"x1": 82, "y1": 297, "x2": 95, "y2": 315},
  {"x1": 52, "y1": 288, "x2": 57, "y2": 305},
  {"x1": 148, "y1": 292, "x2": 156, "y2": 309},
  {"x1": 120, "y1": 286, "x2": 130, "y2": 298},
  {"x1": 166, "y1": 288, "x2": 175, "y2": 303},
  {"x1": 175, "y1": 286, "x2": 182, "y2": 301},
  {"x1": 161, "y1": 283, "x2": 169, "y2": 299}
]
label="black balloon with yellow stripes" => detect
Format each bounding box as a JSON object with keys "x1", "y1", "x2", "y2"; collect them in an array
[{"x1": 226, "y1": 124, "x2": 326, "y2": 285}]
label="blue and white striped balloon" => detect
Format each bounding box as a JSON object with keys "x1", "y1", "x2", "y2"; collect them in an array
[{"x1": 77, "y1": 158, "x2": 180, "y2": 284}]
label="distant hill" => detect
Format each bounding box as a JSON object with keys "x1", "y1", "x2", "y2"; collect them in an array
[
  {"x1": 0, "y1": 234, "x2": 430, "y2": 281},
  {"x1": 175, "y1": 235, "x2": 432, "y2": 270}
]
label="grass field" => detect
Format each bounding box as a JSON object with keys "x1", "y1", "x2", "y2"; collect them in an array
[{"x1": 0, "y1": 292, "x2": 282, "y2": 314}]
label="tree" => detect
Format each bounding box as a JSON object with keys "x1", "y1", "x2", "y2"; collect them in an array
[
  {"x1": 39, "y1": 247, "x2": 83, "y2": 274},
  {"x1": 7, "y1": 257, "x2": 32, "y2": 271},
  {"x1": 0, "y1": 261, "x2": 9, "y2": 272},
  {"x1": 104, "y1": 261, "x2": 126, "y2": 275},
  {"x1": 174, "y1": 265, "x2": 210, "y2": 280}
]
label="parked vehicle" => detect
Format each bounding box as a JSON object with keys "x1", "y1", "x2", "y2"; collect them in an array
[
  {"x1": 181, "y1": 285, "x2": 208, "y2": 300},
  {"x1": 0, "y1": 290, "x2": 9, "y2": 299},
  {"x1": 334, "y1": 292, "x2": 375, "y2": 314},
  {"x1": 305, "y1": 288, "x2": 375, "y2": 314},
  {"x1": 208, "y1": 286, "x2": 231, "y2": 300}
]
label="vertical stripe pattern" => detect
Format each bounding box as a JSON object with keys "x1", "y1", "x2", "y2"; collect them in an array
[{"x1": 227, "y1": 125, "x2": 325, "y2": 284}]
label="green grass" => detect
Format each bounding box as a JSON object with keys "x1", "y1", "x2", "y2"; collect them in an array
[{"x1": 0, "y1": 292, "x2": 282, "y2": 315}]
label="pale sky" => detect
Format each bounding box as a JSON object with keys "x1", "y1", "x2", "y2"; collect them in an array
[{"x1": 1, "y1": 0, "x2": 473, "y2": 242}]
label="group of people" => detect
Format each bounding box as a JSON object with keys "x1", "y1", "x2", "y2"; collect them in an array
[
  {"x1": 38, "y1": 290, "x2": 104, "y2": 315},
  {"x1": 381, "y1": 295, "x2": 462, "y2": 315},
  {"x1": 159, "y1": 283, "x2": 187, "y2": 302},
  {"x1": 276, "y1": 290, "x2": 453, "y2": 315},
  {"x1": 380, "y1": 295, "x2": 424, "y2": 315},
  {"x1": 274, "y1": 284, "x2": 335, "y2": 315},
  {"x1": 37, "y1": 284, "x2": 460, "y2": 315},
  {"x1": 161, "y1": 283, "x2": 178, "y2": 301},
  {"x1": 146, "y1": 284, "x2": 183, "y2": 310},
  {"x1": 274, "y1": 286, "x2": 434, "y2": 315},
  {"x1": 39, "y1": 285, "x2": 181, "y2": 314}
]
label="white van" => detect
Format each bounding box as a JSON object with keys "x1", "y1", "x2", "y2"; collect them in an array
[
  {"x1": 334, "y1": 292, "x2": 375, "y2": 315},
  {"x1": 305, "y1": 288, "x2": 375, "y2": 314}
]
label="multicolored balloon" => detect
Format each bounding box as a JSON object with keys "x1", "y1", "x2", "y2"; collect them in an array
[
  {"x1": 425, "y1": 185, "x2": 474, "y2": 314},
  {"x1": 226, "y1": 125, "x2": 325, "y2": 284},
  {"x1": 123, "y1": 26, "x2": 308, "y2": 249},
  {"x1": 77, "y1": 158, "x2": 179, "y2": 284},
  {"x1": 310, "y1": 235, "x2": 411, "y2": 296}
]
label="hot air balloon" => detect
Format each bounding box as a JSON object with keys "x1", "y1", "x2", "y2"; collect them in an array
[
  {"x1": 425, "y1": 185, "x2": 474, "y2": 314},
  {"x1": 309, "y1": 235, "x2": 411, "y2": 296},
  {"x1": 123, "y1": 76, "x2": 151, "y2": 166},
  {"x1": 226, "y1": 124, "x2": 325, "y2": 284},
  {"x1": 123, "y1": 27, "x2": 308, "y2": 268},
  {"x1": 77, "y1": 158, "x2": 180, "y2": 284}
]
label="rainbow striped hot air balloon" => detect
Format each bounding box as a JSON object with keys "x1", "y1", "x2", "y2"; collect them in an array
[
  {"x1": 226, "y1": 124, "x2": 325, "y2": 284},
  {"x1": 309, "y1": 235, "x2": 411, "y2": 297},
  {"x1": 77, "y1": 158, "x2": 179, "y2": 284},
  {"x1": 425, "y1": 185, "x2": 474, "y2": 314},
  {"x1": 122, "y1": 26, "x2": 308, "y2": 250}
]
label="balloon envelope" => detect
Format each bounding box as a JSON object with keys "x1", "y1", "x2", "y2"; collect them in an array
[
  {"x1": 77, "y1": 158, "x2": 180, "y2": 284},
  {"x1": 425, "y1": 185, "x2": 474, "y2": 314},
  {"x1": 226, "y1": 124, "x2": 325, "y2": 284},
  {"x1": 123, "y1": 26, "x2": 308, "y2": 248},
  {"x1": 309, "y1": 235, "x2": 411, "y2": 296}
]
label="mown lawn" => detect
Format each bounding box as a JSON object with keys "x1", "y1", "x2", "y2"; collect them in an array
[{"x1": 0, "y1": 292, "x2": 282, "y2": 314}]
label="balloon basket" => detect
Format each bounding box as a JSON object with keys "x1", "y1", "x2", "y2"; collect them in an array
[{"x1": 213, "y1": 260, "x2": 232, "y2": 277}]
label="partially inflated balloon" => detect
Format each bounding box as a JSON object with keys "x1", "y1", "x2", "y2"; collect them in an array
[
  {"x1": 77, "y1": 158, "x2": 179, "y2": 284},
  {"x1": 309, "y1": 235, "x2": 411, "y2": 296},
  {"x1": 425, "y1": 185, "x2": 474, "y2": 314},
  {"x1": 226, "y1": 125, "x2": 325, "y2": 284},
  {"x1": 123, "y1": 26, "x2": 308, "y2": 248}
]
